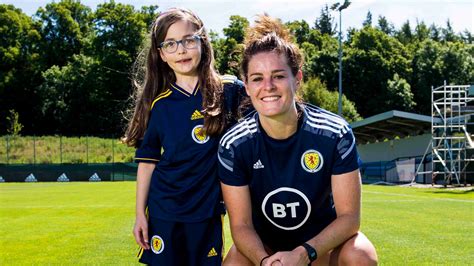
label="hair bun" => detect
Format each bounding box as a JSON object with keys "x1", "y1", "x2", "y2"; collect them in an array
[{"x1": 245, "y1": 14, "x2": 291, "y2": 45}]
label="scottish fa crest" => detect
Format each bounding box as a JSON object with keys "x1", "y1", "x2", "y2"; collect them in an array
[
  {"x1": 301, "y1": 149, "x2": 323, "y2": 173},
  {"x1": 191, "y1": 125, "x2": 209, "y2": 144},
  {"x1": 151, "y1": 235, "x2": 164, "y2": 254}
]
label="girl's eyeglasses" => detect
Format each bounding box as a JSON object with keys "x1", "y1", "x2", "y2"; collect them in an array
[{"x1": 159, "y1": 35, "x2": 201, "y2": 53}]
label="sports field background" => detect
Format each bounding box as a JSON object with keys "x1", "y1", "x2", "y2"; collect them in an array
[{"x1": 0, "y1": 182, "x2": 472, "y2": 265}]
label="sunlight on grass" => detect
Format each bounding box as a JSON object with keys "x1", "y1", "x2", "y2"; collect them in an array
[{"x1": 0, "y1": 183, "x2": 472, "y2": 265}]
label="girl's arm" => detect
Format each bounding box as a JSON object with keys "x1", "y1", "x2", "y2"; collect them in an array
[
  {"x1": 133, "y1": 162, "x2": 156, "y2": 250},
  {"x1": 221, "y1": 183, "x2": 270, "y2": 265}
]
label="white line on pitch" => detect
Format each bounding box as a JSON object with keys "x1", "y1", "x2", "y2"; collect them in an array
[{"x1": 364, "y1": 191, "x2": 474, "y2": 203}]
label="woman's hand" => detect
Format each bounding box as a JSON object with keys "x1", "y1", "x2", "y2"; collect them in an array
[{"x1": 263, "y1": 246, "x2": 308, "y2": 266}]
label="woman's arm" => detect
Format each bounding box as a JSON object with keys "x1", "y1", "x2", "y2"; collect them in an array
[
  {"x1": 267, "y1": 169, "x2": 361, "y2": 265},
  {"x1": 221, "y1": 183, "x2": 270, "y2": 265},
  {"x1": 133, "y1": 162, "x2": 156, "y2": 250},
  {"x1": 307, "y1": 168, "x2": 361, "y2": 253}
]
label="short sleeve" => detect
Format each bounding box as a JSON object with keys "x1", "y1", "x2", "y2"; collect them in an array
[
  {"x1": 135, "y1": 108, "x2": 162, "y2": 163},
  {"x1": 332, "y1": 127, "x2": 360, "y2": 175},
  {"x1": 218, "y1": 141, "x2": 248, "y2": 186},
  {"x1": 223, "y1": 76, "x2": 250, "y2": 127}
]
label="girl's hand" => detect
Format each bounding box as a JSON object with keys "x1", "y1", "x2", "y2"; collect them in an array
[{"x1": 133, "y1": 214, "x2": 150, "y2": 250}]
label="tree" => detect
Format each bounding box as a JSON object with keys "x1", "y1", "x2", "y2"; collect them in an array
[
  {"x1": 410, "y1": 40, "x2": 473, "y2": 114},
  {"x1": 410, "y1": 39, "x2": 444, "y2": 114},
  {"x1": 396, "y1": 20, "x2": 413, "y2": 44},
  {"x1": 6, "y1": 109, "x2": 23, "y2": 136},
  {"x1": 213, "y1": 15, "x2": 249, "y2": 76},
  {"x1": 441, "y1": 42, "x2": 473, "y2": 86},
  {"x1": 286, "y1": 20, "x2": 310, "y2": 44},
  {"x1": 386, "y1": 73, "x2": 415, "y2": 111},
  {"x1": 414, "y1": 20, "x2": 430, "y2": 41},
  {"x1": 315, "y1": 4, "x2": 335, "y2": 35},
  {"x1": 429, "y1": 23, "x2": 441, "y2": 41},
  {"x1": 362, "y1": 11, "x2": 372, "y2": 27},
  {"x1": 92, "y1": 1, "x2": 152, "y2": 134},
  {"x1": 303, "y1": 34, "x2": 339, "y2": 90},
  {"x1": 93, "y1": 1, "x2": 146, "y2": 59},
  {"x1": 213, "y1": 37, "x2": 243, "y2": 76},
  {"x1": 139, "y1": 5, "x2": 159, "y2": 27},
  {"x1": 441, "y1": 19, "x2": 459, "y2": 42},
  {"x1": 223, "y1": 15, "x2": 248, "y2": 43},
  {"x1": 376, "y1": 16, "x2": 394, "y2": 35},
  {"x1": 344, "y1": 26, "x2": 412, "y2": 117},
  {"x1": 35, "y1": 0, "x2": 92, "y2": 67},
  {"x1": 0, "y1": 4, "x2": 42, "y2": 134},
  {"x1": 461, "y1": 30, "x2": 473, "y2": 44},
  {"x1": 38, "y1": 54, "x2": 105, "y2": 135},
  {"x1": 299, "y1": 77, "x2": 361, "y2": 122}
]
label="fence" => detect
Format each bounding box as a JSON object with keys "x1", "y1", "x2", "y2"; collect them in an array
[
  {"x1": 360, "y1": 155, "x2": 433, "y2": 184},
  {"x1": 0, "y1": 135, "x2": 137, "y2": 182},
  {"x1": 0, "y1": 135, "x2": 135, "y2": 164},
  {"x1": 0, "y1": 163, "x2": 137, "y2": 182}
]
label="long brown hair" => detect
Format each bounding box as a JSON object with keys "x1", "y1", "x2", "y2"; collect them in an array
[
  {"x1": 241, "y1": 15, "x2": 303, "y2": 82},
  {"x1": 123, "y1": 8, "x2": 225, "y2": 147}
]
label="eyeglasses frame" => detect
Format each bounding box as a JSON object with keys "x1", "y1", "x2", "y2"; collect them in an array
[{"x1": 158, "y1": 35, "x2": 202, "y2": 53}]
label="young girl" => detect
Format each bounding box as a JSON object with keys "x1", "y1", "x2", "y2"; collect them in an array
[{"x1": 123, "y1": 8, "x2": 245, "y2": 265}]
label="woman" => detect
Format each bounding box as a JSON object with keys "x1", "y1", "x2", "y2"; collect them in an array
[{"x1": 218, "y1": 15, "x2": 378, "y2": 265}]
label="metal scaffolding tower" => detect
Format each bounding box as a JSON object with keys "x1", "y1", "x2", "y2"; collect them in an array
[{"x1": 431, "y1": 82, "x2": 474, "y2": 184}]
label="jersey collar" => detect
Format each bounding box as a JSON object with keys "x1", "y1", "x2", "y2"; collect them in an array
[
  {"x1": 255, "y1": 104, "x2": 307, "y2": 140},
  {"x1": 170, "y1": 82, "x2": 200, "y2": 97}
]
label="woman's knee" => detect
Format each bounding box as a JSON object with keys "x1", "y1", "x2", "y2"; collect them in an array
[{"x1": 336, "y1": 232, "x2": 378, "y2": 265}]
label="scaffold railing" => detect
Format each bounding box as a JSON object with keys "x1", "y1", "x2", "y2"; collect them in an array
[{"x1": 431, "y1": 82, "x2": 474, "y2": 185}]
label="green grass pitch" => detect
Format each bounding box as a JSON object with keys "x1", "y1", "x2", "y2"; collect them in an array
[{"x1": 0, "y1": 182, "x2": 472, "y2": 265}]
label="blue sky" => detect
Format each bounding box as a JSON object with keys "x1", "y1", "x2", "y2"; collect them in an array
[{"x1": 4, "y1": 0, "x2": 473, "y2": 36}]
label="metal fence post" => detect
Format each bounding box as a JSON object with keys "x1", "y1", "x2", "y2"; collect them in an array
[
  {"x1": 6, "y1": 135, "x2": 9, "y2": 165},
  {"x1": 86, "y1": 135, "x2": 89, "y2": 164},
  {"x1": 112, "y1": 137, "x2": 115, "y2": 181},
  {"x1": 33, "y1": 135, "x2": 36, "y2": 165},
  {"x1": 60, "y1": 135, "x2": 63, "y2": 164}
]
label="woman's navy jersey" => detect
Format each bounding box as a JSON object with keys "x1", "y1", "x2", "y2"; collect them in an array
[
  {"x1": 135, "y1": 75, "x2": 245, "y2": 222},
  {"x1": 218, "y1": 103, "x2": 360, "y2": 251}
]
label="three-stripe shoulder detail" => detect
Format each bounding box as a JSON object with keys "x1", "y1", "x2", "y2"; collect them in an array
[
  {"x1": 221, "y1": 74, "x2": 237, "y2": 84},
  {"x1": 305, "y1": 106, "x2": 350, "y2": 137},
  {"x1": 220, "y1": 117, "x2": 257, "y2": 149},
  {"x1": 151, "y1": 89, "x2": 172, "y2": 110}
]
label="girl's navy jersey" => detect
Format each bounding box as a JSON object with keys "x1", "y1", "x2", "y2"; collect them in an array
[
  {"x1": 218, "y1": 103, "x2": 360, "y2": 251},
  {"x1": 135, "y1": 75, "x2": 245, "y2": 222}
]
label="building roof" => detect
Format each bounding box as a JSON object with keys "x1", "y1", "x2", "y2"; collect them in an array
[{"x1": 350, "y1": 110, "x2": 440, "y2": 144}]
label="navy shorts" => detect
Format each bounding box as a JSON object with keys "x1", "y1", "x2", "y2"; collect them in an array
[{"x1": 137, "y1": 215, "x2": 223, "y2": 265}]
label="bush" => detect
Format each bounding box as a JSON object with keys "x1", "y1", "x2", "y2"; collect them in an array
[{"x1": 298, "y1": 77, "x2": 362, "y2": 123}]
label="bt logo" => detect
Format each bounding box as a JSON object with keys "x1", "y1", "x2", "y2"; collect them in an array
[
  {"x1": 272, "y1": 202, "x2": 300, "y2": 218},
  {"x1": 261, "y1": 187, "x2": 311, "y2": 230}
]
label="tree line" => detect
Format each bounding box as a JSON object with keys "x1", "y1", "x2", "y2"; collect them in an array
[{"x1": 1, "y1": 1, "x2": 472, "y2": 136}]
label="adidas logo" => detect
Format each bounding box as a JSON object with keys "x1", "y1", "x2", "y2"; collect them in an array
[
  {"x1": 207, "y1": 247, "x2": 218, "y2": 257},
  {"x1": 191, "y1": 110, "x2": 204, "y2": 120},
  {"x1": 253, "y1": 159, "x2": 264, "y2": 169}
]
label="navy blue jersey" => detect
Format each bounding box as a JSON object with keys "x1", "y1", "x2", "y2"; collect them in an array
[
  {"x1": 218, "y1": 103, "x2": 360, "y2": 251},
  {"x1": 135, "y1": 75, "x2": 245, "y2": 222}
]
